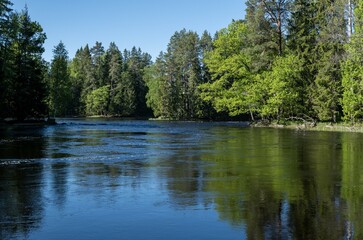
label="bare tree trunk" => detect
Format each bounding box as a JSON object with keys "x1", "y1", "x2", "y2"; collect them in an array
[
  {"x1": 347, "y1": 0, "x2": 354, "y2": 39},
  {"x1": 250, "y1": 109, "x2": 255, "y2": 122}
]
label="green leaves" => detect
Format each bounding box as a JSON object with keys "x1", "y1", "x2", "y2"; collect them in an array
[
  {"x1": 200, "y1": 21, "x2": 254, "y2": 117},
  {"x1": 86, "y1": 86, "x2": 110, "y2": 116},
  {"x1": 49, "y1": 41, "x2": 71, "y2": 117},
  {"x1": 261, "y1": 55, "x2": 303, "y2": 119},
  {"x1": 341, "y1": 0, "x2": 363, "y2": 124},
  {"x1": 67, "y1": 43, "x2": 151, "y2": 117},
  {"x1": 145, "y1": 30, "x2": 203, "y2": 120},
  {"x1": 2, "y1": 7, "x2": 48, "y2": 120}
]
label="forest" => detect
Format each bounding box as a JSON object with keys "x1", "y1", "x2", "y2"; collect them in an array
[{"x1": 1, "y1": 0, "x2": 363, "y2": 124}]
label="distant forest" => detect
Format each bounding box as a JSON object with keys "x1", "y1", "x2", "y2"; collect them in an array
[{"x1": 1, "y1": 0, "x2": 363, "y2": 124}]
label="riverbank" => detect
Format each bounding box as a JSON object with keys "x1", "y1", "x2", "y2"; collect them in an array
[
  {"x1": 0, "y1": 118, "x2": 56, "y2": 126},
  {"x1": 252, "y1": 121, "x2": 363, "y2": 133}
]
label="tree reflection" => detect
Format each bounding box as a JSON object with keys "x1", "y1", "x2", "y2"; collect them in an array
[
  {"x1": 0, "y1": 127, "x2": 46, "y2": 240},
  {"x1": 341, "y1": 133, "x2": 363, "y2": 239},
  {"x1": 0, "y1": 164, "x2": 44, "y2": 239},
  {"x1": 3, "y1": 123, "x2": 363, "y2": 239},
  {"x1": 164, "y1": 153, "x2": 209, "y2": 208},
  {"x1": 199, "y1": 128, "x2": 352, "y2": 239},
  {"x1": 51, "y1": 162, "x2": 69, "y2": 208}
]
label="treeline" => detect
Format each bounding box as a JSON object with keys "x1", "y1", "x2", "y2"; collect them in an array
[
  {"x1": 0, "y1": 1, "x2": 47, "y2": 121},
  {"x1": 2, "y1": 0, "x2": 363, "y2": 123},
  {"x1": 145, "y1": 0, "x2": 363, "y2": 123},
  {"x1": 50, "y1": 42, "x2": 152, "y2": 117}
]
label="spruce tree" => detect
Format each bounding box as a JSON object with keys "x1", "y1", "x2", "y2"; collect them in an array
[
  {"x1": 312, "y1": 0, "x2": 346, "y2": 122},
  {"x1": 0, "y1": 0, "x2": 12, "y2": 118},
  {"x1": 49, "y1": 41, "x2": 71, "y2": 117},
  {"x1": 287, "y1": 0, "x2": 318, "y2": 118},
  {"x1": 245, "y1": 0, "x2": 278, "y2": 72},
  {"x1": 9, "y1": 8, "x2": 47, "y2": 120},
  {"x1": 106, "y1": 42, "x2": 123, "y2": 115}
]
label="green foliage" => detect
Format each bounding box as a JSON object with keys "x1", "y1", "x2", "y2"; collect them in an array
[
  {"x1": 1, "y1": 0, "x2": 361, "y2": 123},
  {"x1": 67, "y1": 42, "x2": 151, "y2": 117},
  {"x1": 49, "y1": 41, "x2": 71, "y2": 117},
  {"x1": 144, "y1": 57, "x2": 166, "y2": 118},
  {"x1": 200, "y1": 21, "x2": 255, "y2": 118},
  {"x1": 310, "y1": 0, "x2": 346, "y2": 122},
  {"x1": 245, "y1": 0, "x2": 277, "y2": 72},
  {"x1": 0, "y1": 0, "x2": 13, "y2": 118},
  {"x1": 86, "y1": 85, "x2": 110, "y2": 116},
  {"x1": 6, "y1": 7, "x2": 48, "y2": 120},
  {"x1": 261, "y1": 55, "x2": 303, "y2": 119},
  {"x1": 145, "y1": 29, "x2": 203, "y2": 120},
  {"x1": 341, "y1": 0, "x2": 363, "y2": 124},
  {"x1": 341, "y1": 60, "x2": 363, "y2": 123},
  {"x1": 111, "y1": 71, "x2": 136, "y2": 116}
]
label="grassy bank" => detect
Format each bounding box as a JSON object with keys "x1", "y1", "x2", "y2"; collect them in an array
[{"x1": 252, "y1": 121, "x2": 363, "y2": 133}]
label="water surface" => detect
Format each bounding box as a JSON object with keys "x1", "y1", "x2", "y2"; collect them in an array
[{"x1": 0, "y1": 119, "x2": 363, "y2": 239}]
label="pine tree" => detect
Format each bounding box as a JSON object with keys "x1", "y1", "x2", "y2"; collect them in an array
[
  {"x1": 172, "y1": 30, "x2": 202, "y2": 119},
  {"x1": 127, "y1": 47, "x2": 152, "y2": 116},
  {"x1": 261, "y1": 0, "x2": 292, "y2": 56},
  {"x1": 49, "y1": 41, "x2": 71, "y2": 117},
  {"x1": 106, "y1": 42, "x2": 123, "y2": 115},
  {"x1": 287, "y1": 0, "x2": 318, "y2": 118},
  {"x1": 0, "y1": 0, "x2": 12, "y2": 118},
  {"x1": 8, "y1": 7, "x2": 47, "y2": 120},
  {"x1": 245, "y1": 0, "x2": 278, "y2": 72},
  {"x1": 144, "y1": 53, "x2": 168, "y2": 118},
  {"x1": 79, "y1": 45, "x2": 93, "y2": 113},
  {"x1": 312, "y1": 0, "x2": 347, "y2": 122},
  {"x1": 90, "y1": 41, "x2": 106, "y2": 87}
]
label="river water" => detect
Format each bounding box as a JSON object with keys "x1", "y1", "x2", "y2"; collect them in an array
[{"x1": 0, "y1": 119, "x2": 363, "y2": 239}]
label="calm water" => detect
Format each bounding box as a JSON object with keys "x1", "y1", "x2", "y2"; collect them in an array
[{"x1": 1, "y1": 119, "x2": 363, "y2": 239}]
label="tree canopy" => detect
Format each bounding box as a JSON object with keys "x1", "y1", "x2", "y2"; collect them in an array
[{"x1": 2, "y1": 0, "x2": 363, "y2": 124}]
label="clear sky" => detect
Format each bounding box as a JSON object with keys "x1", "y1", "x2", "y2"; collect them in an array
[{"x1": 10, "y1": 0, "x2": 246, "y2": 62}]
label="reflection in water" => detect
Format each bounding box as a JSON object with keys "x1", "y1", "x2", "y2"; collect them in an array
[
  {"x1": 0, "y1": 127, "x2": 46, "y2": 239},
  {"x1": 200, "y1": 128, "x2": 353, "y2": 239},
  {"x1": 51, "y1": 163, "x2": 69, "y2": 208},
  {"x1": 1, "y1": 120, "x2": 363, "y2": 239}
]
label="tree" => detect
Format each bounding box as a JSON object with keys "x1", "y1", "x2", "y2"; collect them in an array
[
  {"x1": 245, "y1": 0, "x2": 278, "y2": 72},
  {"x1": 341, "y1": 0, "x2": 363, "y2": 123},
  {"x1": 71, "y1": 44, "x2": 93, "y2": 115},
  {"x1": 112, "y1": 70, "x2": 136, "y2": 116},
  {"x1": 144, "y1": 53, "x2": 168, "y2": 118},
  {"x1": 49, "y1": 41, "x2": 71, "y2": 117},
  {"x1": 106, "y1": 42, "x2": 123, "y2": 114},
  {"x1": 199, "y1": 21, "x2": 256, "y2": 119},
  {"x1": 8, "y1": 7, "x2": 47, "y2": 120},
  {"x1": 310, "y1": 0, "x2": 346, "y2": 122},
  {"x1": 86, "y1": 85, "x2": 109, "y2": 116},
  {"x1": 261, "y1": 54, "x2": 304, "y2": 120},
  {"x1": 0, "y1": 0, "x2": 12, "y2": 118},
  {"x1": 125, "y1": 47, "x2": 152, "y2": 116},
  {"x1": 198, "y1": 30, "x2": 218, "y2": 119},
  {"x1": 287, "y1": 0, "x2": 319, "y2": 118},
  {"x1": 261, "y1": 0, "x2": 292, "y2": 56},
  {"x1": 145, "y1": 30, "x2": 203, "y2": 120},
  {"x1": 90, "y1": 41, "x2": 106, "y2": 87}
]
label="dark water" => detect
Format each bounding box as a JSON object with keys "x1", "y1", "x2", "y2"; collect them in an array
[{"x1": 1, "y1": 119, "x2": 363, "y2": 239}]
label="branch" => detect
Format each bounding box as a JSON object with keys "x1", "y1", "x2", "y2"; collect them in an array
[{"x1": 262, "y1": 0, "x2": 278, "y2": 23}]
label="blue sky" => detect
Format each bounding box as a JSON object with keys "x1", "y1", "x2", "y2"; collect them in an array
[{"x1": 10, "y1": 0, "x2": 246, "y2": 62}]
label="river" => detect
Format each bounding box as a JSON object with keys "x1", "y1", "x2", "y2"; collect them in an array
[{"x1": 0, "y1": 119, "x2": 362, "y2": 239}]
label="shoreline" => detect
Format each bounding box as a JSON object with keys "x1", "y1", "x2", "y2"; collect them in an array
[
  {"x1": 2, "y1": 117, "x2": 363, "y2": 134},
  {"x1": 252, "y1": 122, "x2": 363, "y2": 133},
  {"x1": 0, "y1": 118, "x2": 56, "y2": 126}
]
